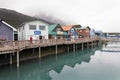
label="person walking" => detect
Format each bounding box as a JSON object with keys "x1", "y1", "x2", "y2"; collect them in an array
[{"x1": 30, "y1": 36, "x2": 33, "y2": 44}]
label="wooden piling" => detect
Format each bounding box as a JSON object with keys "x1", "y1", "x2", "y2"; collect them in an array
[
  {"x1": 17, "y1": 51, "x2": 19, "y2": 67},
  {"x1": 73, "y1": 44, "x2": 75, "y2": 52},
  {"x1": 92, "y1": 41, "x2": 94, "y2": 48},
  {"x1": 5, "y1": 54, "x2": 7, "y2": 60},
  {"x1": 56, "y1": 45, "x2": 58, "y2": 54},
  {"x1": 87, "y1": 42, "x2": 89, "y2": 49},
  {"x1": 67, "y1": 45, "x2": 69, "y2": 52},
  {"x1": 76, "y1": 44, "x2": 78, "y2": 50},
  {"x1": 32, "y1": 48, "x2": 34, "y2": 55},
  {"x1": 39, "y1": 47, "x2": 41, "y2": 58},
  {"x1": 10, "y1": 53, "x2": 12, "y2": 64},
  {"x1": 82, "y1": 43, "x2": 84, "y2": 50}
]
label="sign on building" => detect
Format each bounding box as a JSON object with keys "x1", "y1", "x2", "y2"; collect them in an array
[
  {"x1": 34, "y1": 31, "x2": 41, "y2": 35},
  {"x1": 57, "y1": 31, "x2": 63, "y2": 34}
]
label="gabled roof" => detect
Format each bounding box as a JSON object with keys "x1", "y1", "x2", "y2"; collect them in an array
[
  {"x1": 95, "y1": 30, "x2": 103, "y2": 33},
  {"x1": 0, "y1": 19, "x2": 17, "y2": 31},
  {"x1": 48, "y1": 24, "x2": 59, "y2": 34},
  {"x1": 75, "y1": 26, "x2": 91, "y2": 30},
  {"x1": 18, "y1": 20, "x2": 51, "y2": 28},
  {"x1": 72, "y1": 25, "x2": 81, "y2": 28},
  {"x1": 48, "y1": 24, "x2": 67, "y2": 35},
  {"x1": 61, "y1": 25, "x2": 73, "y2": 31}
]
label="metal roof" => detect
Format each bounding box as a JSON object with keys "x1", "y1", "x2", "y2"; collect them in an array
[
  {"x1": 0, "y1": 19, "x2": 17, "y2": 31},
  {"x1": 61, "y1": 25, "x2": 73, "y2": 31},
  {"x1": 48, "y1": 24, "x2": 67, "y2": 35}
]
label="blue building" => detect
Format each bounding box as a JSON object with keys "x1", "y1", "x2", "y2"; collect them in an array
[
  {"x1": 0, "y1": 19, "x2": 17, "y2": 41},
  {"x1": 61, "y1": 25, "x2": 78, "y2": 40},
  {"x1": 95, "y1": 30, "x2": 104, "y2": 37}
]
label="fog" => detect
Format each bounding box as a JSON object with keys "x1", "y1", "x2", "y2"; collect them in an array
[{"x1": 0, "y1": 0, "x2": 120, "y2": 32}]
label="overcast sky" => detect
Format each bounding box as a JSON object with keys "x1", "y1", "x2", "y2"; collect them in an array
[{"x1": 0, "y1": 0, "x2": 120, "y2": 32}]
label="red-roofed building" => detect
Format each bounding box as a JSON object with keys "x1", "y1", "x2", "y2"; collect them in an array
[
  {"x1": 76, "y1": 26, "x2": 91, "y2": 38},
  {"x1": 61, "y1": 25, "x2": 78, "y2": 40}
]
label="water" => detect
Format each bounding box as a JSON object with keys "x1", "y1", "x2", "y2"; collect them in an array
[{"x1": 0, "y1": 44, "x2": 120, "y2": 80}]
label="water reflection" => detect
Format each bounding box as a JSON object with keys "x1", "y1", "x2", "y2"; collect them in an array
[
  {"x1": 0, "y1": 47, "x2": 100, "y2": 80},
  {"x1": 49, "y1": 50, "x2": 120, "y2": 80}
]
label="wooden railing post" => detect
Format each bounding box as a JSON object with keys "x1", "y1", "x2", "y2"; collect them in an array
[{"x1": 12, "y1": 41, "x2": 15, "y2": 50}]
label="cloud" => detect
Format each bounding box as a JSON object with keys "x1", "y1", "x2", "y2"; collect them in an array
[{"x1": 0, "y1": 0, "x2": 120, "y2": 32}]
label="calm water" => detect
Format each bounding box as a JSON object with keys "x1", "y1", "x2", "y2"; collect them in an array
[{"x1": 0, "y1": 43, "x2": 120, "y2": 80}]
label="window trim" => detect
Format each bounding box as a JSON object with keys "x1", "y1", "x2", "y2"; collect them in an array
[
  {"x1": 29, "y1": 25, "x2": 36, "y2": 30},
  {"x1": 39, "y1": 25, "x2": 46, "y2": 30}
]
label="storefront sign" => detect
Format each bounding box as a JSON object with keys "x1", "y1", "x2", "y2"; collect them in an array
[
  {"x1": 57, "y1": 31, "x2": 63, "y2": 34},
  {"x1": 34, "y1": 31, "x2": 41, "y2": 35}
]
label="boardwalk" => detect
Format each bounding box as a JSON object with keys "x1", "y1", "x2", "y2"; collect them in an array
[
  {"x1": 0, "y1": 37, "x2": 101, "y2": 67},
  {"x1": 0, "y1": 37, "x2": 100, "y2": 54}
]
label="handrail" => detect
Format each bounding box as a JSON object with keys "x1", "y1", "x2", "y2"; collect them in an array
[{"x1": 0, "y1": 37, "x2": 100, "y2": 52}]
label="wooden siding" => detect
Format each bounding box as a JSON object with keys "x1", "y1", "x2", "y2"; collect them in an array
[
  {"x1": 0, "y1": 22, "x2": 13, "y2": 41},
  {"x1": 77, "y1": 28, "x2": 90, "y2": 38}
]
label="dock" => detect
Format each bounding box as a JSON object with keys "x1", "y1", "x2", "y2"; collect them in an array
[
  {"x1": 0, "y1": 37, "x2": 101, "y2": 67},
  {"x1": 102, "y1": 39, "x2": 120, "y2": 52}
]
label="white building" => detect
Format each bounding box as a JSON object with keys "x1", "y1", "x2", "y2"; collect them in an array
[
  {"x1": 18, "y1": 20, "x2": 49, "y2": 40},
  {"x1": 90, "y1": 29, "x2": 96, "y2": 38}
]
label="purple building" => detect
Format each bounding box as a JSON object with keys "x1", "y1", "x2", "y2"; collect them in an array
[{"x1": 0, "y1": 19, "x2": 17, "y2": 41}]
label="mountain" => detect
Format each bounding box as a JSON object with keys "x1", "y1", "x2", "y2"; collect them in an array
[{"x1": 0, "y1": 8, "x2": 54, "y2": 28}]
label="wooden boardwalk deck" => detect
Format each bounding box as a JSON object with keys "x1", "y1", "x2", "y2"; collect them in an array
[
  {"x1": 0, "y1": 37, "x2": 102, "y2": 67},
  {"x1": 0, "y1": 37, "x2": 100, "y2": 54}
]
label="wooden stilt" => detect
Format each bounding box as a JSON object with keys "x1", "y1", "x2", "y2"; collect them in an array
[
  {"x1": 10, "y1": 53, "x2": 12, "y2": 64},
  {"x1": 32, "y1": 48, "x2": 34, "y2": 55},
  {"x1": 17, "y1": 51, "x2": 19, "y2": 67},
  {"x1": 87, "y1": 42, "x2": 89, "y2": 49},
  {"x1": 39, "y1": 47, "x2": 41, "y2": 58},
  {"x1": 92, "y1": 41, "x2": 94, "y2": 48},
  {"x1": 67, "y1": 45, "x2": 69, "y2": 52},
  {"x1": 56, "y1": 45, "x2": 57, "y2": 54},
  {"x1": 82, "y1": 43, "x2": 83, "y2": 50},
  {"x1": 5, "y1": 54, "x2": 7, "y2": 60},
  {"x1": 49, "y1": 46, "x2": 51, "y2": 52},
  {"x1": 73, "y1": 44, "x2": 75, "y2": 52},
  {"x1": 76, "y1": 44, "x2": 78, "y2": 50},
  {"x1": 62, "y1": 45, "x2": 63, "y2": 51}
]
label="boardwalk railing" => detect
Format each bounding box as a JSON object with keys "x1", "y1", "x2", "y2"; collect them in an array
[{"x1": 0, "y1": 37, "x2": 100, "y2": 52}]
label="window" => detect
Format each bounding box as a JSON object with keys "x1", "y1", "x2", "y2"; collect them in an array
[
  {"x1": 80, "y1": 30, "x2": 82, "y2": 32},
  {"x1": 56, "y1": 28, "x2": 61, "y2": 31},
  {"x1": 86, "y1": 30, "x2": 89, "y2": 33},
  {"x1": 39, "y1": 25, "x2": 45, "y2": 30},
  {"x1": 29, "y1": 25, "x2": 36, "y2": 30}
]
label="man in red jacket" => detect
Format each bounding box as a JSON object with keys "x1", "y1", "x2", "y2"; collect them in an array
[{"x1": 30, "y1": 36, "x2": 33, "y2": 44}]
